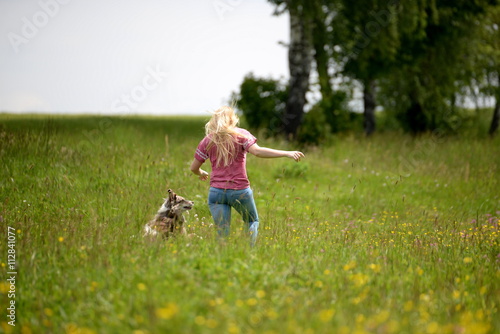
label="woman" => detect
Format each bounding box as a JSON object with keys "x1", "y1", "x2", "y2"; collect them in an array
[{"x1": 190, "y1": 106, "x2": 304, "y2": 245}]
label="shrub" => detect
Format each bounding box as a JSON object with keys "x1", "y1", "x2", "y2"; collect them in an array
[
  {"x1": 296, "y1": 105, "x2": 331, "y2": 146},
  {"x1": 232, "y1": 73, "x2": 287, "y2": 137}
]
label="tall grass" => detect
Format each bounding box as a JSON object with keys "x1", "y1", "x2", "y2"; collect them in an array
[{"x1": 0, "y1": 114, "x2": 499, "y2": 334}]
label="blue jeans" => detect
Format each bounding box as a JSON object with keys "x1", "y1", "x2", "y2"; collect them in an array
[{"x1": 208, "y1": 187, "x2": 259, "y2": 245}]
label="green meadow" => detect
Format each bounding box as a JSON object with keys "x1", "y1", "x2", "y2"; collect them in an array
[{"x1": 0, "y1": 114, "x2": 499, "y2": 334}]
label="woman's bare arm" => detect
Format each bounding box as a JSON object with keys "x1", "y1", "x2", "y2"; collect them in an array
[
  {"x1": 248, "y1": 143, "x2": 304, "y2": 162},
  {"x1": 190, "y1": 158, "x2": 209, "y2": 180}
]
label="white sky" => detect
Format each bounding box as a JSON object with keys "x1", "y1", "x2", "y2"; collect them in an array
[{"x1": 0, "y1": 0, "x2": 289, "y2": 115}]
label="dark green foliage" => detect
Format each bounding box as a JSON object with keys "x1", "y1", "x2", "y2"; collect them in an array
[
  {"x1": 296, "y1": 90, "x2": 356, "y2": 144},
  {"x1": 377, "y1": 0, "x2": 499, "y2": 134},
  {"x1": 296, "y1": 105, "x2": 331, "y2": 145},
  {"x1": 321, "y1": 90, "x2": 354, "y2": 133},
  {"x1": 265, "y1": 0, "x2": 500, "y2": 137},
  {"x1": 232, "y1": 73, "x2": 288, "y2": 137}
]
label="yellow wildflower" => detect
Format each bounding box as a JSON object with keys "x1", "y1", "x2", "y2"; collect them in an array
[
  {"x1": 155, "y1": 303, "x2": 179, "y2": 320},
  {"x1": 343, "y1": 261, "x2": 356, "y2": 271},
  {"x1": 205, "y1": 319, "x2": 218, "y2": 328},
  {"x1": 195, "y1": 316, "x2": 206, "y2": 326},
  {"x1": 404, "y1": 301, "x2": 414, "y2": 312},
  {"x1": 228, "y1": 323, "x2": 240, "y2": 334},
  {"x1": 319, "y1": 309, "x2": 335, "y2": 322},
  {"x1": 368, "y1": 263, "x2": 381, "y2": 273},
  {"x1": 246, "y1": 298, "x2": 258, "y2": 306}
]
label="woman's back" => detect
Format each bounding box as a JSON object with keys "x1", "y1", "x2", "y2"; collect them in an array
[{"x1": 195, "y1": 127, "x2": 256, "y2": 190}]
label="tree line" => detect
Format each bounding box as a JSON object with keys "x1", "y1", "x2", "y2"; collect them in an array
[{"x1": 233, "y1": 0, "x2": 500, "y2": 141}]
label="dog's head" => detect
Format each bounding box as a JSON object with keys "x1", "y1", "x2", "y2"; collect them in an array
[{"x1": 158, "y1": 189, "x2": 194, "y2": 215}]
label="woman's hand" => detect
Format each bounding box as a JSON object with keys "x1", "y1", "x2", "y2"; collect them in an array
[
  {"x1": 198, "y1": 170, "x2": 209, "y2": 181},
  {"x1": 287, "y1": 151, "x2": 305, "y2": 162}
]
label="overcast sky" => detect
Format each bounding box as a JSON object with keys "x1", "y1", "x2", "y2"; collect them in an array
[{"x1": 0, "y1": 0, "x2": 289, "y2": 115}]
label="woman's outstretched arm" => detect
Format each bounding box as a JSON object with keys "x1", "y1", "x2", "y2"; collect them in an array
[{"x1": 248, "y1": 143, "x2": 304, "y2": 162}]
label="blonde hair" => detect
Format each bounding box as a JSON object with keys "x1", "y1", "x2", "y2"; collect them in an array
[{"x1": 205, "y1": 106, "x2": 242, "y2": 167}]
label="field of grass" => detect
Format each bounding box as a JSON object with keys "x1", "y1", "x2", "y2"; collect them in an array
[{"x1": 0, "y1": 114, "x2": 499, "y2": 334}]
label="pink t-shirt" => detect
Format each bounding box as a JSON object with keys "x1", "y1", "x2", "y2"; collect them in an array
[{"x1": 194, "y1": 128, "x2": 257, "y2": 190}]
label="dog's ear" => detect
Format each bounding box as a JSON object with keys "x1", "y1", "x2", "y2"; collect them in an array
[{"x1": 168, "y1": 189, "x2": 176, "y2": 202}]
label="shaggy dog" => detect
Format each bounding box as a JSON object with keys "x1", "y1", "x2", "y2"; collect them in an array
[{"x1": 144, "y1": 189, "x2": 194, "y2": 239}]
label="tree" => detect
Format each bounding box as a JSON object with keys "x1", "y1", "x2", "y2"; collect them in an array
[
  {"x1": 286, "y1": 4, "x2": 313, "y2": 138},
  {"x1": 382, "y1": 0, "x2": 498, "y2": 134},
  {"x1": 311, "y1": 0, "x2": 355, "y2": 134},
  {"x1": 489, "y1": 72, "x2": 500, "y2": 136},
  {"x1": 269, "y1": 0, "x2": 353, "y2": 137},
  {"x1": 269, "y1": 0, "x2": 314, "y2": 139},
  {"x1": 263, "y1": 0, "x2": 500, "y2": 137},
  {"x1": 338, "y1": 0, "x2": 399, "y2": 135},
  {"x1": 310, "y1": 0, "x2": 334, "y2": 103},
  {"x1": 471, "y1": 7, "x2": 500, "y2": 136}
]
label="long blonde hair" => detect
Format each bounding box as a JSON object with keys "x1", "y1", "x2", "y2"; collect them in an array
[{"x1": 205, "y1": 106, "x2": 242, "y2": 167}]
